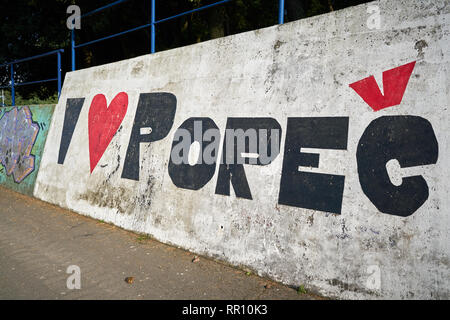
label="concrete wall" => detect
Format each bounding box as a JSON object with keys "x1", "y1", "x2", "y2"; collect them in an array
[
  {"x1": 34, "y1": 0, "x2": 449, "y2": 299},
  {"x1": 0, "y1": 105, "x2": 54, "y2": 196}
]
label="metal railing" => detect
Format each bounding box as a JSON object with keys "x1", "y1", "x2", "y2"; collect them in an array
[
  {"x1": 71, "y1": 0, "x2": 286, "y2": 71},
  {"x1": 279, "y1": 0, "x2": 285, "y2": 24},
  {"x1": 0, "y1": 0, "x2": 287, "y2": 106},
  {"x1": 0, "y1": 49, "x2": 64, "y2": 106}
]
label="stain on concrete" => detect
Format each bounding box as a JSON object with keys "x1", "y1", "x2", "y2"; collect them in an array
[
  {"x1": 274, "y1": 40, "x2": 285, "y2": 51},
  {"x1": 415, "y1": 39, "x2": 428, "y2": 59},
  {"x1": 328, "y1": 278, "x2": 379, "y2": 296},
  {"x1": 131, "y1": 61, "x2": 144, "y2": 77},
  {"x1": 77, "y1": 183, "x2": 135, "y2": 214}
]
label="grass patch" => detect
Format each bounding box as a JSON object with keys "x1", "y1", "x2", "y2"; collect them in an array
[
  {"x1": 297, "y1": 285, "x2": 308, "y2": 295},
  {"x1": 136, "y1": 234, "x2": 152, "y2": 242}
]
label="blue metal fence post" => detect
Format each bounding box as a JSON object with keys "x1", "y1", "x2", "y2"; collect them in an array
[
  {"x1": 10, "y1": 64, "x2": 15, "y2": 106},
  {"x1": 151, "y1": 0, "x2": 156, "y2": 53},
  {"x1": 57, "y1": 51, "x2": 62, "y2": 98},
  {"x1": 278, "y1": 0, "x2": 285, "y2": 24},
  {"x1": 71, "y1": 29, "x2": 76, "y2": 71}
]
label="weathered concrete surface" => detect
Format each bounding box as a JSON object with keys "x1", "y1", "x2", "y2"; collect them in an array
[
  {"x1": 0, "y1": 186, "x2": 316, "y2": 300},
  {"x1": 34, "y1": 0, "x2": 449, "y2": 299},
  {"x1": 0, "y1": 105, "x2": 54, "y2": 196}
]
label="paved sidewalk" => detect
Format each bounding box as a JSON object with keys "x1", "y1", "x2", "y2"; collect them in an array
[{"x1": 0, "y1": 186, "x2": 317, "y2": 300}]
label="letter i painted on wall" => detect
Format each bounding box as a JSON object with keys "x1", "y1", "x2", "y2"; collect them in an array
[{"x1": 58, "y1": 98, "x2": 85, "y2": 164}]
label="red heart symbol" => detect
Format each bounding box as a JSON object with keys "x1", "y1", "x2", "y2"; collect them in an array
[{"x1": 88, "y1": 92, "x2": 128, "y2": 173}]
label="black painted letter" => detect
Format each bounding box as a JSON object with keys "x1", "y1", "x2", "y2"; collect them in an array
[
  {"x1": 168, "y1": 117, "x2": 220, "y2": 190},
  {"x1": 121, "y1": 93, "x2": 176, "y2": 181},
  {"x1": 278, "y1": 117, "x2": 349, "y2": 214},
  {"x1": 58, "y1": 98, "x2": 85, "y2": 164},
  {"x1": 357, "y1": 116, "x2": 438, "y2": 217},
  {"x1": 215, "y1": 118, "x2": 281, "y2": 200}
]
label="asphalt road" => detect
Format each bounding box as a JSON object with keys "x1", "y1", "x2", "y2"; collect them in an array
[{"x1": 0, "y1": 186, "x2": 317, "y2": 300}]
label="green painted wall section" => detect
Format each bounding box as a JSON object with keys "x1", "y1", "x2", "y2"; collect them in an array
[{"x1": 0, "y1": 104, "x2": 55, "y2": 196}]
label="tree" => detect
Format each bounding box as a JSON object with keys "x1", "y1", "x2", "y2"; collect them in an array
[{"x1": 0, "y1": 0, "x2": 371, "y2": 105}]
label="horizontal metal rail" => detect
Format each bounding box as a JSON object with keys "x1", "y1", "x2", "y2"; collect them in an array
[
  {"x1": 0, "y1": 49, "x2": 64, "y2": 106},
  {"x1": 71, "y1": 0, "x2": 242, "y2": 70},
  {"x1": 14, "y1": 78, "x2": 58, "y2": 87},
  {"x1": 1, "y1": 1, "x2": 287, "y2": 107},
  {"x1": 0, "y1": 49, "x2": 64, "y2": 68},
  {"x1": 81, "y1": 0, "x2": 132, "y2": 18},
  {"x1": 75, "y1": 23, "x2": 152, "y2": 48}
]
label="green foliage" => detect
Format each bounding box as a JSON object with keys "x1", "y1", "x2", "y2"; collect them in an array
[
  {"x1": 0, "y1": 89, "x2": 58, "y2": 106},
  {"x1": 297, "y1": 284, "x2": 308, "y2": 294},
  {"x1": 0, "y1": 0, "x2": 371, "y2": 106},
  {"x1": 307, "y1": 0, "x2": 328, "y2": 16},
  {"x1": 136, "y1": 233, "x2": 152, "y2": 242}
]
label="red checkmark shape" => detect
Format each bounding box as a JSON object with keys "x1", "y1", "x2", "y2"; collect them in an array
[
  {"x1": 88, "y1": 92, "x2": 128, "y2": 173},
  {"x1": 349, "y1": 61, "x2": 416, "y2": 111}
]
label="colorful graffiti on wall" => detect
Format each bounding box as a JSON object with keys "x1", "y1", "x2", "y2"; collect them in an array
[
  {"x1": 0, "y1": 105, "x2": 55, "y2": 196},
  {"x1": 0, "y1": 106, "x2": 40, "y2": 183}
]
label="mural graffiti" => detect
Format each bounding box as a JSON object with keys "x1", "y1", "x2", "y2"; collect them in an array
[
  {"x1": 0, "y1": 106, "x2": 40, "y2": 183},
  {"x1": 57, "y1": 61, "x2": 438, "y2": 217}
]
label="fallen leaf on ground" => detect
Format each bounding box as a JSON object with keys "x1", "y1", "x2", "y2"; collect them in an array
[{"x1": 125, "y1": 277, "x2": 134, "y2": 284}]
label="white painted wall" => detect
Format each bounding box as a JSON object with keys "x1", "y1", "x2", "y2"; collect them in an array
[{"x1": 34, "y1": 0, "x2": 449, "y2": 299}]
